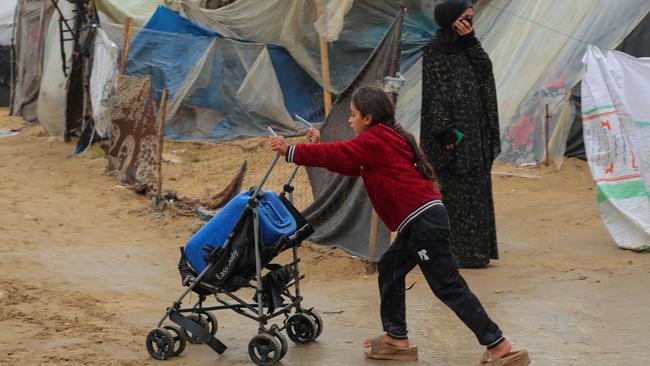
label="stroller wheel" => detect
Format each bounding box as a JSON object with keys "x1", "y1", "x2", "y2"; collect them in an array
[
  {"x1": 248, "y1": 333, "x2": 282, "y2": 366},
  {"x1": 269, "y1": 328, "x2": 288, "y2": 360},
  {"x1": 285, "y1": 313, "x2": 318, "y2": 344},
  {"x1": 146, "y1": 328, "x2": 174, "y2": 360},
  {"x1": 304, "y1": 309, "x2": 324, "y2": 340},
  {"x1": 163, "y1": 324, "x2": 187, "y2": 357},
  {"x1": 184, "y1": 312, "x2": 217, "y2": 344},
  {"x1": 202, "y1": 311, "x2": 219, "y2": 335}
]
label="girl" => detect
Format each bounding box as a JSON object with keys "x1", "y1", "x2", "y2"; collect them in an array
[{"x1": 268, "y1": 86, "x2": 529, "y2": 365}]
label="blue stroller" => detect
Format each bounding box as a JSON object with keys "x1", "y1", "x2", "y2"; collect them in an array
[{"x1": 145, "y1": 129, "x2": 321, "y2": 366}]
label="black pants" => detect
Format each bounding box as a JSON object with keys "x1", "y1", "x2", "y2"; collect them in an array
[{"x1": 378, "y1": 205, "x2": 504, "y2": 347}]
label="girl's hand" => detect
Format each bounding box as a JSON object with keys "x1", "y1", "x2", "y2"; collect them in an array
[
  {"x1": 268, "y1": 136, "x2": 289, "y2": 156},
  {"x1": 307, "y1": 127, "x2": 320, "y2": 144},
  {"x1": 453, "y1": 18, "x2": 473, "y2": 36}
]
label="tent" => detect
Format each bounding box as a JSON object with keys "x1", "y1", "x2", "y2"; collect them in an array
[
  {"x1": 174, "y1": 0, "x2": 650, "y2": 169},
  {"x1": 36, "y1": 1, "x2": 75, "y2": 137},
  {"x1": 12, "y1": 0, "x2": 650, "y2": 167},
  {"x1": 476, "y1": 0, "x2": 650, "y2": 168},
  {"x1": 101, "y1": 5, "x2": 326, "y2": 141}
]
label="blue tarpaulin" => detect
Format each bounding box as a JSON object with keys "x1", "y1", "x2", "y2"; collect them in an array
[{"x1": 126, "y1": 6, "x2": 324, "y2": 141}]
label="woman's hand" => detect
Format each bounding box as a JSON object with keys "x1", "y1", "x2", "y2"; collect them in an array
[
  {"x1": 453, "y1": 18, "x2": 473, "y2": 36},
  {"x1": 268, "y1": 136, "x2": 289, "y2": 156},
  {"x1": 307, "y1": 127, "x2": 320, "y2": 144}
]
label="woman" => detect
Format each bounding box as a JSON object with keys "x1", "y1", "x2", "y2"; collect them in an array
[{"x1": 420, "y1": 0, "x2": 501, "y2": 268}]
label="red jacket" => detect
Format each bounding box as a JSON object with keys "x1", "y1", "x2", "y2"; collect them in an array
[{"x1": 287, "y1": 124, "x2": 442, "y2": 232}]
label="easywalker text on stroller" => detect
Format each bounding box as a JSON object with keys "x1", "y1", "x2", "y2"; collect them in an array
[{"x1": 145, "y1": 128, "x2": 321, "y2": 366}]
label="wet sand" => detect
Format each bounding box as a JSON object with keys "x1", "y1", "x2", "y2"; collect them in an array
[{"x1": 1, "y1": 109, "x2": 649, "y2": 365}]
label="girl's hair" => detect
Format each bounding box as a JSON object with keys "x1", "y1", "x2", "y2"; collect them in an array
[{"x1": 351, "y1": 85, "x2": 438, "y2": 184}]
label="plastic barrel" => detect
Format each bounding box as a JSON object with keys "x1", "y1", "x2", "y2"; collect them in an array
[{"x1": 184, "y1": 190, "x2": 297, "y2": 273}]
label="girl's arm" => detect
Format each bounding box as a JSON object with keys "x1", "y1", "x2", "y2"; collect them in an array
[
  {"x1": 269, "y1": 135, "x2": 365, "y2": 176},
  {"x1": 288, "y1": 143, "x2": 362, "y2": 176}
]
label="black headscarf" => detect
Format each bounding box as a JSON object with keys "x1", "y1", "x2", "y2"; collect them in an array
[{"x1": 428, "y1": 0, "x2": 473, "y2": 53}]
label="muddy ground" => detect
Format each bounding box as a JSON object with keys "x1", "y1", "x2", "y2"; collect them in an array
[{"x1": 1, "y1": 108, "x2": 649, "y2": 365}]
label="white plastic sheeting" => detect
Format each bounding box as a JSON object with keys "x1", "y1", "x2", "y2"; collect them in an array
[
  {"x1": 476, "y1": 0, "x2": 650, "y2": 167},
  {"x1": 395, "y1": 58, "x2": 422, "y2": 139},
  {"x1": 581, "y1": 46, "x2": 650, "y2": 250},
  {"x1": 180, "y1": 0, "x2": 436, "y2": 94},
  {"x1": 94, "y1": 0, "x2": 205, "y2": 25},
  {"x1": 236, "y1": 47, "x2": 294, "y2": 129},
  {"x1": 0, "y1": 0, "x2": 17, "y2": 45},
  {"x1": 314, "y1": 0, "x2": 354, "y2": 42},
  {"x1": 95, "y1": 0, "x2": 173, "y2": 26},
  {"x1": 36, "y1": 0, "x2": 73, "y2": 137},
  {"x1": 90, "y1": 28, "x2": 118, "y2": 138}
]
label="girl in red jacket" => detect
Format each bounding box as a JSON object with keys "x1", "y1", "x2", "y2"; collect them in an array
[{"x1": 269, "y1": 86, "x2": 528, "y2": 365}]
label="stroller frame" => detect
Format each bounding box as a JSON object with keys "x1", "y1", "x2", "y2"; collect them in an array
[{"x1": 146, "y1": 131, "x2": 321, "y2": 366}]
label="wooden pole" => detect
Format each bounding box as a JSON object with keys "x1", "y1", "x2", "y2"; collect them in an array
[
  {"x1": 545, "y1": 104, "x2": 550, "y2": 167},
  {"x1": 316, "y1": 1, "x2": 332, "y2": 116},
  {"x1": 119, "y1": 16, "x2": 132, "y2": 74},
  {"x1": 156, "y1": 88, "x2": 169, "y2": 208}
]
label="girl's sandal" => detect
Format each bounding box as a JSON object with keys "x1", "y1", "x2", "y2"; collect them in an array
[
  {"x1": 364, "y1": 335, "x2": 418, "y2": 361},
  {"x1": 477, "y1": 349, "x2": 531, "y2": 366}
]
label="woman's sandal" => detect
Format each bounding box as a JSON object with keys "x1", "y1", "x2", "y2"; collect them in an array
[
  {"x1": 364, "y1": 335, "x2": 418, "y2": 361},
  {"x1": 477, "y1": 349, "x2": 531, "y2": 366}
]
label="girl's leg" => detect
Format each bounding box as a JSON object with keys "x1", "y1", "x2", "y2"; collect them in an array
[
  {"x1": 376, "y1": 234, "x2": 417, "y2": 342},
  {"x1": 409, "y1": 206, "x2": 504, "y2": 348}
]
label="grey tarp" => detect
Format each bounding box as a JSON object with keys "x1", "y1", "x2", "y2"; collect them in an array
[
  {"x1": 302, "y1": 9, "x2": 404, "y2": 259},
  {"x1": 11, "y1": 0, "x2": 53, "y2": 121}
]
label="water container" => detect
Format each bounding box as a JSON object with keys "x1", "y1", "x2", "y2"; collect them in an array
[{"x1": 185, "y1": 190, "x2": 297, "y2": 273}]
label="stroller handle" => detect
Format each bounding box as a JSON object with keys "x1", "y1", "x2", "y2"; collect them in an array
[
  {"x1": 251, "y1": 127, "x2": 281, "y2": 199},
  {"x1": 294, "y1": 114, "x2": 313, "y2": 129},
  {"x1": 283, "y1": 119, "x2": 316, "y2": 198}
]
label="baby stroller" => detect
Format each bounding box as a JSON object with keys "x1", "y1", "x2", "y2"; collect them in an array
[{"x1": 145, "y1": 129, "x2": 321, "y2": 366}]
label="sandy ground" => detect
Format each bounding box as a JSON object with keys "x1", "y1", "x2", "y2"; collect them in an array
[{"x1": 1, "y1": 108, "x2": 649, "y2": 366}]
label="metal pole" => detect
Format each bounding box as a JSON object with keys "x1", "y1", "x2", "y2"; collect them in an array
[
  {"x1": 250, "y1": 127, "x2": 281, "y2": 199},
  {"x1": 156, "y1": 261, "x2": 214, "y2": 327},
  {"x1": 252, "y1": 206, "x2": 265, "y2": 331}
]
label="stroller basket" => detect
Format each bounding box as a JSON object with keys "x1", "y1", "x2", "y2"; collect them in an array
[{"x1": 180, "y1": 192, "x2": 313, "y2": 293}]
